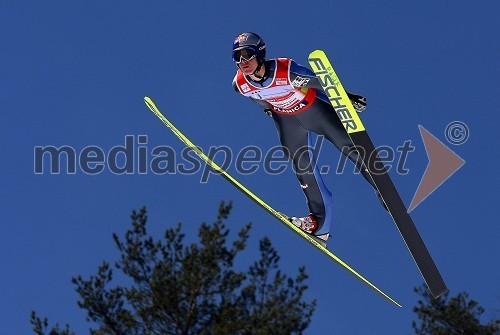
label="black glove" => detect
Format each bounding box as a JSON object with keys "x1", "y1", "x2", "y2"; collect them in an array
[{"x1": 346, "y1": 92, "x2": 367, "y2": 113}]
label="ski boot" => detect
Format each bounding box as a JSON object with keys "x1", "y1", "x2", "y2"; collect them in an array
[
  {"x1": 289, "y1": 214, "x2": 330, "y2": 247},
  {"x1": 347, "y1": 92, "x2": 367, "y2": 113}
]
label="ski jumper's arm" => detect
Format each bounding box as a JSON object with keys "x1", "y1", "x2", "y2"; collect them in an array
[
  {"x1": 289, "y1": 60, "x2": 366, "y2": 109},
  {"x1": 289, "y1": 60, "x2": 324, "y2": 90}
]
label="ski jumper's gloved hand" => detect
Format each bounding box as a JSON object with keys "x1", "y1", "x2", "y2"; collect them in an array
[
  {"x1": 346, "y1": 92, "x2": 367, "y2": 113},
  {"x1": 247, "y1": 97, "x2": 274, "y2": 117},
  {"x1": 263, "y1": 109, "x2": 273, "y2": 117}
]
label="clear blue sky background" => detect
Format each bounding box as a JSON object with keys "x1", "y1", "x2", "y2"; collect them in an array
[{"x1": 2, "y1": 1, "x2": 499, "y2": 334}]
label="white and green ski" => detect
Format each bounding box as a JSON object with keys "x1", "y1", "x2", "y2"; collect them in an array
[
  {"x1": 308, "y1": 50, "x2": 448, "y2": 298},
  {"x1": 144, "y1": 96, "x2": 400, "y2": 307}
]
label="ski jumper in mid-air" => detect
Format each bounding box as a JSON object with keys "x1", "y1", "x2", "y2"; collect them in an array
[{"x1": 232, "y1": 32, "x2": 386, "y2": 244}]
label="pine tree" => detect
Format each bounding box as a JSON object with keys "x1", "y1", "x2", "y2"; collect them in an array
[
  {"x1": 32, "y1": 202, "x2": 315, "y2": 335},
  {"x1": 412, "y1": 284, "x2": 499, "y2": 335}
]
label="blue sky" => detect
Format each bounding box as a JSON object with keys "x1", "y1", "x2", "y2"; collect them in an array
[{"x1": 2, "y1": 1, "x2": 499, "y2": 334}]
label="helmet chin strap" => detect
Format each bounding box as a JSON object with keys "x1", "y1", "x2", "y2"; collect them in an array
[
  {"x1": 252, "y1": 60, "x2": 263, "y2": 77},
  {"x1": 237, "y1": 59, "x2": 268, "y2": 82},
  {"x1": 251, "y1": 59, "x2": 268, "y2": 82}
]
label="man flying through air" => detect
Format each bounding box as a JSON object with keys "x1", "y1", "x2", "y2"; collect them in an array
[{"x1": 232, "y1": 32, "x2": 386, "y2": 245}]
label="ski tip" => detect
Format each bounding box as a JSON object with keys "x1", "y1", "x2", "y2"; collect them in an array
[
  {"x1": 144, "y1": 96, "x2": 156, "y2": 111},
  {"x1": 308, "y1": 49, "x2": 326, "y2": 59}
]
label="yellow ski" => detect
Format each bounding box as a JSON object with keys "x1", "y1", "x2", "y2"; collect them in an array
[
  {"x1": 144, "y1": 96, "x2": 401, "y2": 307},
  {"x1": 308, "y1": 50, "x2": 448, "y2": 298}
]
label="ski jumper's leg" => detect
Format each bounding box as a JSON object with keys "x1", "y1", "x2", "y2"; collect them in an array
[
  {"x1": 298, "y1": 99, "x2": 376, "y2": 189},
  {"x1": 272, "y1": 113, "x2": 333, "y2": 235}
]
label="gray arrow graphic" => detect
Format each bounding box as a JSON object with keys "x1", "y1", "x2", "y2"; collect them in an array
[{"x1": 408, "y1": 125, "x2": 465, "y2": 212}]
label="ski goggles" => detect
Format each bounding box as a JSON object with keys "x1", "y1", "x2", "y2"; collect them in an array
[{"x1": 232, "y1": 47, "x2": 257, "y2": 64}]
